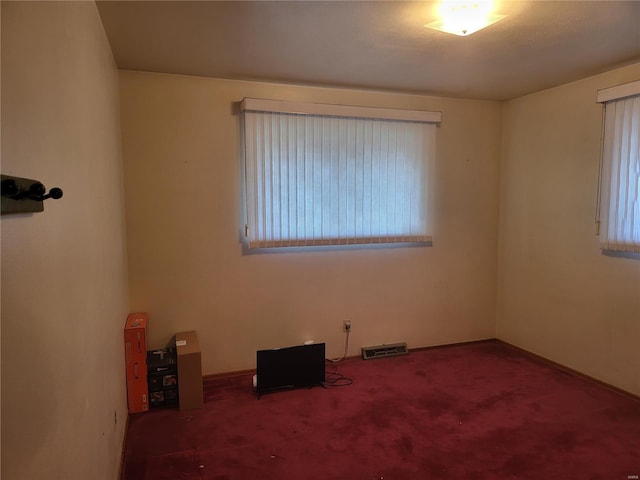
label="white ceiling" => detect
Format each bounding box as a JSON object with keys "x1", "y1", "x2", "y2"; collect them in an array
[{"x1": 97, "y1": 1, "x2": 640, "y2": 101}]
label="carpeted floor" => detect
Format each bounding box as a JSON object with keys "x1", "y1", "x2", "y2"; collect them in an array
[{"x1": 121, "y1": 341, "x2": 640, "y2": 479}]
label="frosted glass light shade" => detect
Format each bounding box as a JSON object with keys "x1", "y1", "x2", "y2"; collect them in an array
[{"x1": 426, "y1": 1, "x2": 505, "y2": 36}]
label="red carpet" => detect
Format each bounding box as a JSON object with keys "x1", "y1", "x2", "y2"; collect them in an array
[{"x1": 121, "y1": 341, "x2": 640, "y2": 479}]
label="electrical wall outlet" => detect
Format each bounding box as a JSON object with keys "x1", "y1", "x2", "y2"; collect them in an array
[{"x1": 344, "y1": 320, "x2": 351, "y2": 332}]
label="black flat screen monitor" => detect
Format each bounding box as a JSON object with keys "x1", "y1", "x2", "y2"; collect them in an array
[{"x1": 256, "y1": 342, "x2": 326, "y2": 397}]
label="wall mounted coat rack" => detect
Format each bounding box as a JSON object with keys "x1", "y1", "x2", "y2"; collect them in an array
[{"x1": 1, "y1": 174, "x2": 64, "y2": 215}]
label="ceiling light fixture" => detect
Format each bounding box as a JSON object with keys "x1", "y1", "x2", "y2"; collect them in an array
[{"x1": 425, "y1": 1, "x2": 505, "y2": 36}]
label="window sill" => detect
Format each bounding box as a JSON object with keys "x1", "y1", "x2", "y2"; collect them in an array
[{"x1": 602, "y1": 249, "x2": 640, "y2": 260}]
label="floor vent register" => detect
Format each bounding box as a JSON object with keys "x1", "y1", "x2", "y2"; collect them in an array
[{"x1": 361, "y1": 342, "x2": 408, "y2": 360}]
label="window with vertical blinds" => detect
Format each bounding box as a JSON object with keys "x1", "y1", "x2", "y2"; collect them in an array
[
  {"x1": 597, "y1": 81, "x2": 640, "y2": 253},
  {"x1": 240, "y1": 98, "x2": 441, "y2": 248}
]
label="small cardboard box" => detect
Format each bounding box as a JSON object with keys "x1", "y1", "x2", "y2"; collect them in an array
[{"x1": 175, "y1": 331, "x2": 203, "y2": 410}]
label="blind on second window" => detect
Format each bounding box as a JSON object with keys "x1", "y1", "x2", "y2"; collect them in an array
[
  {"x1": 599, "y1": 94, "x2": 640, "y2": 252},
  {"x1": 243, "y1": 107, "x2": 437, "y2": 248}
]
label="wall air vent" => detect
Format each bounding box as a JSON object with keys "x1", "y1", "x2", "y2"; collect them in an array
[{"x1": 361, "y1": 342, "x2": 408, "y2": 360}]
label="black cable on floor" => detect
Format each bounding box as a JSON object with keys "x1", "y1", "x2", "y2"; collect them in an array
[{"x1": 324, "y1": 359, "x2": 353, "y2": 387}]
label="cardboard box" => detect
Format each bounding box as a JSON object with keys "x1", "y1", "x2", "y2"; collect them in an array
[
  {"x1": 175, "y1": 331, "x2": 203, "y2": 410},
  {"x1": 124, "y1": 313, "x2": 149, "y2": 413}
]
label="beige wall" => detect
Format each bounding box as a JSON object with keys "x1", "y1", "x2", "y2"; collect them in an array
[
  {"x1": 498, "y1": 63, "x2": 640, "y2": 397},
  {"x1": 119, "y1": 71, "x2": 503, "y2": 374},
  {"x1": 1, "y1": 3, "x2": 129, "y2": 479}
]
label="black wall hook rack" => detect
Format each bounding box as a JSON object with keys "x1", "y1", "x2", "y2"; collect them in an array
[{"x1": 1, "y1": 174, "x2": 64, "y2": 215}]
